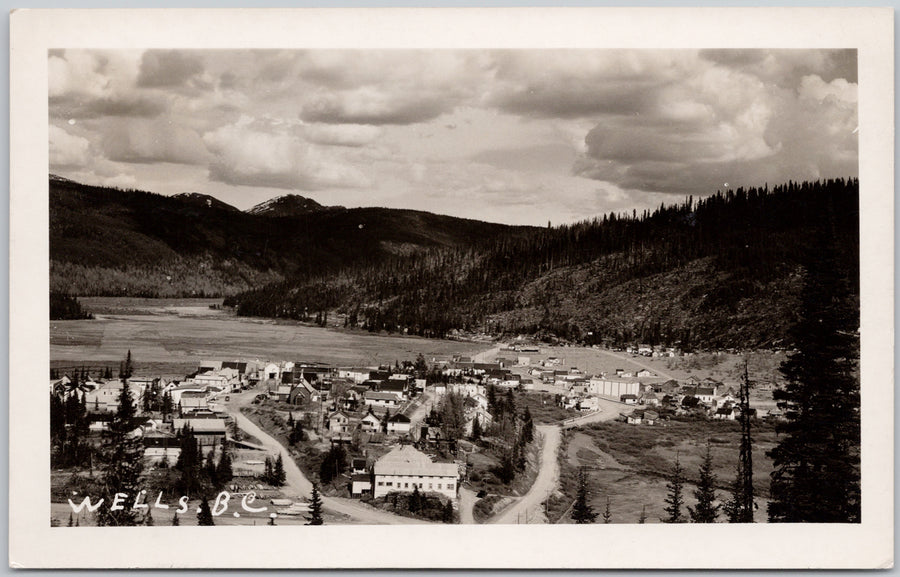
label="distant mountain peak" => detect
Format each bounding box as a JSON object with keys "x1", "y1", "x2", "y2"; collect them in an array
[
  {"x1": 50, "y1": 173, "x2": 77, "y2": 184},
  {"x1": 247, "y1": 194, "x2": 329, "y2": 217},
  {"x1": 173, "y1": 192, "x2": 239, "y2": 212}
]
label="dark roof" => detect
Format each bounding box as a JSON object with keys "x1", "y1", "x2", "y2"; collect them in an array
[
  {"x1": 390, "y1": 413, "x2": 411, "y2": 423},
  {"x1": 352, "y1": 458, "x2": 367, "y2": 469},
  {"x1": 351, "y1": 473, "x2": 372, "y2": 483},
  {"x1": 222, "y1": 361, "x2": 247, "y2": 372},
  {"x1": 379, "y1": 380, "x2": 407, "y2": 392}
]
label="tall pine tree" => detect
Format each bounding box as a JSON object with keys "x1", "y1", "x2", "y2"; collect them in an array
[
  {"x1": 306, "y1": 483, "x2": 324, "y2": 525},
  {"x1": 95, "y1": 373, "x2": 144, "y2": 526},
  {"x1": 767, "y1": 223, "x2": 860, "y2": 523},
  {"x1": 662, "y1": 454, "x2": 686, "y2": 523},
  {"x1": 689, "y1": 441, "x2": 720, "y2": 523},
  {"x1": 571, "y1": 467, "x2": 597, "y2": 524}
]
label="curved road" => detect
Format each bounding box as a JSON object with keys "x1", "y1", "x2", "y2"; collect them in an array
[
  {"x1": 458, "y1": 487, "x2": 477, "y2": 524},
  {"x1": 227, "y1": 395, "x2": 428, "y2": 525},
  {"x1": 490, "y1": 425, "x2": 561, "y2": 524}
]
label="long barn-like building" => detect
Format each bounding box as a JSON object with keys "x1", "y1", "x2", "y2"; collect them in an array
[{"x1": 372, "y1": 445, "x2": 459, "y2": 500}]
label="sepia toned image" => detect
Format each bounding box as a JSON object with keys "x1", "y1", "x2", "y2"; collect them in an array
[{"x1": 11, "y1": 7, "x2": 893, "y2": 569}]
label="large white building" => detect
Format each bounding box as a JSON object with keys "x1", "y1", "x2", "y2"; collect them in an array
[{"x1": 372, "y1": 446, "x2": 459, "y2": 500}]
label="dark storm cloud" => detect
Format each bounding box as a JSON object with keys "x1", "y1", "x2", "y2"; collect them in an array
[
  {"x1": 137, "y1": 50, "x2": 204, "y2": 88},
  {"x1": 49, "y1": 94, "x2": 167, "y2": 119}
]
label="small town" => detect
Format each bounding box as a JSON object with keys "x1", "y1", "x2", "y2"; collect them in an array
[{"x1": 50, "y1": 341, "x2": 790, "y2": 526}]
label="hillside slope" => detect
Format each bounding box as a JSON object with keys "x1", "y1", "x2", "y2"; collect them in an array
[
  {"x1": 227, "y1": 178, "x2": 859, "y2": 350},
  {"x1": 50, "y1": 177, "x2": 527, "y2": 297}
]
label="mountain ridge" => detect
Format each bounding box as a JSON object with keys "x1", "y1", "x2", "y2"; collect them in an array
[{"x1": 49, "y1": 175, "x2": 529, "y2": 298}]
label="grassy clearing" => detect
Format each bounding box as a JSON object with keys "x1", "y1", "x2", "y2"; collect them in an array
[
  {"x1": 548, "y1": 418, "x2": 777, "y2": 524},
  {"x1": 51, "y1": 299, "x2": 488, "y2": 369},
  {"x1": 517, "y1": 391, "x2": 580, "y2": 424}
]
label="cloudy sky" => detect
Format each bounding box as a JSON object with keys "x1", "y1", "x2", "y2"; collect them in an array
[{"x1": 49, "y1": 49, "x2": 857, "y2": 226}]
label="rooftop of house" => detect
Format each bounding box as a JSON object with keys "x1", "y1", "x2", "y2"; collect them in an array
[
  {"x1": 364, "y1": 391, "x2": 402, "y2": 401},
  {"x1": 373, "y1": 446, "x2": 458, "y2": 478},
  {"x1": 172, "y1": 418, "x2": 227, "y2": 432}
]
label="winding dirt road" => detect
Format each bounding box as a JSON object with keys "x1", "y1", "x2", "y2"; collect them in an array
[
  {"x1": 490, "y1": 425, "x2": 561, "y2": 524},
  {"x1": 227, "y1": 394, "x2": 428, "y2": 525}
]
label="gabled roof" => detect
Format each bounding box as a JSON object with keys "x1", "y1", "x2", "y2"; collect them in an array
[
  {"x1": 173, "y1": 418, "x2": 227, "y2": 432},
  {"x1": 373, "y1": 446, "x2": 458, "y2": 478},
  {"x1": 364, "y1": 391, "x2": 401, "y2": 401},
  {"x1": 389, "y1": 413, "x2": 411, "y2": 423}
]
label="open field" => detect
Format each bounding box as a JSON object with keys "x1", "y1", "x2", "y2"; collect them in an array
[
  {"x1": 549, "y1": 419, "x2": 776, "y2": 524},
  {"x1": 51, "y1": 298, "x2": 488, "y2": 372}
]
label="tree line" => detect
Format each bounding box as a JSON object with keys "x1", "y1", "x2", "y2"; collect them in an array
[{"x1": 228, "y1": 178, "x2": 859, "y2": 350}]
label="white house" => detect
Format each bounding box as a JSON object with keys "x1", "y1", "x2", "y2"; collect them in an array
[
  {"x1": 387, "y1": 413, "x2": 412, "y2": 435},
  {"x1": 360, "y1": 412, "x2": 381, "y2": 432},
  {"x1": 364, "y1": 391, "x2": 403, "y2": 409},
  {"x1": 328, "y1": 411, "x2": 352, "y2": 433},
  {"x1": 338, "y1": 367, "x2": 371, "y2": 384},
  {"x1": 261, "y1": 363, "x2": 281, "y2": 381},
  {"x1": 470, "y1": 393, "x2": 489, "y2": 411},
  {"x1": 351, "y1": 473, "x2": 373, "y2": 497},
  {"x1": 84, "y1": 381, "x2": 142, "y2": 413},
  {"x1": 448, "y1": 382, "x2": 483, "y2": 397},
  {"x1": 464, "y1": 408, "x2": 493, "y2": 436},
  {"x1": 180, "y1": 390, "x2": 209, "y2": 413},
  {"x1": 578, "y1": 396, "x2": 601, "y2": 412},
  {"x1": 372, "y1": 446, "x2": 459, "y2": 500}
]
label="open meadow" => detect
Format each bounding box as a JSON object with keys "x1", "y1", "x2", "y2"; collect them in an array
[
  {"x1": 51, "y1": 298, "x2": 489, "y2": 376},
  {"x1": 548, "y1": 419, "x2": 776, "y2": 524}
]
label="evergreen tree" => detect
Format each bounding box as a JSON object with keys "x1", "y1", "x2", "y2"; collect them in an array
[
  {"x1": 689, "y1": 442, "x2": 720, "y2": 523},
  {"x1": 67, "y1": 512, "x2": 74, "y2": 527},
  {"x1": 506, "y1": 389, "x2": 516, "y2": 416},
  {"x1": 205, "y1": 448, "x2": 219, "y2": 489},
  {"x1": 273, "y1": 453, "x2": 287, "y2": 486},
  {"x1": 171, "y1": 512, "x2": 180, "y2": 526},
  {"x1": 470, "y1": 414, "x2": 482, "y2": 442},
  {"x1": 264, "y1": 456, "x2": 274, "y2": 484},
  {"x1": 175, "y1": 425, "x2": 203, "y2": 496},
  {"x1": 161, "y1": 391, "x2": 173, "y2": 417},
  {"x1": 95, "y1": 374, "x2": 144, "y2": 526},
  {"x1": 602, "y1": 496, "x2": 612, "y2": 524},
  {"x1": 442, "y1": 500, "x2": 454, "y2": 523},
  {"x1": 122, "y1": 350, "x2": 133, "y2": 380},
  {"x1": 197, "y1": 498, "x2": 214, "y2": 526},
  {"x1": 662, "y1": 454, "x2": 686, "y2": 523},
  {"x1": 725, "y1": 362, "x2": 756, "y2": 523},
  {"x1": 306, "y1": 484, "x2": 324, "y2": 525},
  {"x1": 638, "y1": 505, "x2": 647, "y2": 524},
  {"x1": 496, "y1": 449, "x2": 516, "y2": 484},
  {"x1": 522, "y1": 406, "x2": 534, "y2": 444},
  {"x1": 216, "y1": 447, "x2": 233, "y2": 484},
  {"x1": 571, "y1": 468, "x2": 597, "y2": 524},
  {"x1": 487, "y1": 385, "x2": 497, "y2": 414},
  {"x1": 319, "y1": 444, "x2": 346, "y2": 484},
  {"x1": 767, "y1": 228, "x2": 860, "y2": 523},
  {"x1": 409, "y1": 486, "x2": 422, "y2": 513}
]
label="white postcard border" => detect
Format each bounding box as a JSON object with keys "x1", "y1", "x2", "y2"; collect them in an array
[{"x1": 9, "y1": 7, "x2": 894, "y2": 569}]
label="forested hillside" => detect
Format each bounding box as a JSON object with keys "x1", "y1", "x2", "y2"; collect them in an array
[
  {"x1": 226, "y1": 179, "x2": 859, "y2": 350},
  {"x1": 49, "y1": 177, "x2": 525, "y2": 297}
]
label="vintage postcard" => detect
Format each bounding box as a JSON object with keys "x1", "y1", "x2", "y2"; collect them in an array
[{"x1": 9, "y1": 6, "x2": 894, "y2": 569}]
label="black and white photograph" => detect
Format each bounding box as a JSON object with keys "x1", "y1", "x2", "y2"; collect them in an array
[{"x1": 10, "y1": 6, "x2": 894, "y2": 569}]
